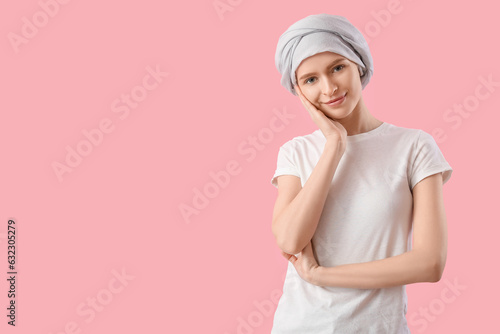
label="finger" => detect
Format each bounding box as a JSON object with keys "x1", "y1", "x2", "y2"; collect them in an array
[
  {"x1": 295, "y1": 85, "x2": 312, "y2": 106},
  {"x1": 295, "y1": 86, "x2": 311, "y2": 105},
  {"x1": 281, "y1": 251, "x2": 297, "y2": 263},
  {"x1": 281, "y1": 251, "x2": 292, "y2": 261},
  {"x1": 295, "y1": 86, "x2": 321, "y2": 115},
  {"x1": 294, "y1": 86, "x2": 318, "y2": 118}
]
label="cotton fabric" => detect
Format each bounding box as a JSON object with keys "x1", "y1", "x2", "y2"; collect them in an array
[
  {"x1": 275, "y1": 13, "x2": 373, "y2": 96},
  {"x1": 270, "y1": 122, "x2": 453, "y2": 333}
]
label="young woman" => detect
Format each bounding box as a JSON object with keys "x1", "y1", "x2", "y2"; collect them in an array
[{"x1": 270, "y1": 14, "x2": 453, "y2": 333}]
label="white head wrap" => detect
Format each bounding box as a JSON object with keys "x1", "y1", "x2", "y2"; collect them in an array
[{"x1": 275, "y1": 13, "x2": 373, "y2": 96}]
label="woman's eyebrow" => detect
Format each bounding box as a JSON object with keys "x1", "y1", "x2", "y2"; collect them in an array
[{"x1": 298, "y1": 58, "x2": 345, "y2": 80}]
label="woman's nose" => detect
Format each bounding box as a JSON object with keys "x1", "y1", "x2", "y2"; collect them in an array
[{"x1": 321, "y1": 79, "x2": 338, "y2": 96}]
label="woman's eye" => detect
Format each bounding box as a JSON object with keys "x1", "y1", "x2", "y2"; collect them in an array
[
  {"x1": 304, "y1": 65, "x2": 345, "y2": 84},
  {"x1": 305, "y1": 77, "x2": 315, "y2": 84},
  {"x1": 333, "y1": 65, "x2": 344, "y2": 72}
]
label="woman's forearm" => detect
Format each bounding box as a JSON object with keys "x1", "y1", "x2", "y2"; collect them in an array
[
  {"x1": 273, "y1": 140, "x2": 343, "y2": 255},
  {"x1": 311, "y1": 250, "x2": 439, "y2": 289}
]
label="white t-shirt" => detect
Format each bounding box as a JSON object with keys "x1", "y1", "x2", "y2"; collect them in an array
[{"x1": 270, "y1": 122, "x2": 453, "y2": 334}]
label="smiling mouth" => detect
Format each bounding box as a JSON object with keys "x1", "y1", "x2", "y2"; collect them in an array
[
  {"x1": 324, "y1": 92, "x2": 347, "y2": 104},
  {"x1": 324, "y1": 93, "x2": 346, "y2": 104}
]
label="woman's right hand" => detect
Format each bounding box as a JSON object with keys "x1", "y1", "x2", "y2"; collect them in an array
[{"x1": 294, "y1": 84, "x2": 347, "y2": 154}]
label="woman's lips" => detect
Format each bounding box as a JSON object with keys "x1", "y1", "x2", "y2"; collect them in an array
[{"x1": 324, "y1": 93, "x2": 347, "y2": 106}]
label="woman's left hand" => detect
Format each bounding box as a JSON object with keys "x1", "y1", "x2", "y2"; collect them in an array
[{"x1": 281, "y1": 241, "x2": 320, "y2": 285}]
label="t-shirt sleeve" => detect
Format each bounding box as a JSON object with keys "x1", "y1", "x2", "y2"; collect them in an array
[
  {"x1": 409, "y1": 130, "x2": 453, "y2": 190},
  {"x1": 270, "y1": 141, "x2": 301, "y2": 189}
]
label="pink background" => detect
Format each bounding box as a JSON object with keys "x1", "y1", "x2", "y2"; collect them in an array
[{"x1": 1, "y1": 0, "x2": 498, "y2": 333}]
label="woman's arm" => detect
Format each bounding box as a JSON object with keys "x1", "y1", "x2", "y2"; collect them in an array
[
  {"x1": 311, "y1": 249, "x2": 437, "y2": 289},
  {"x1": 308, "y1": 173, "x2": 448, "y2": 289},
  {"x1": 273, "y1": 140, "x2": 343, "y2": 255},
  {"x1": 273, "y1": 85, "x2": 348, "y2": 256}
]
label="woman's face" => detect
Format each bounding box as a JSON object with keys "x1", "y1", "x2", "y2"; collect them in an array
[{"x1": 295, "y1": 51, "x2": 363, "y2": 120}]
